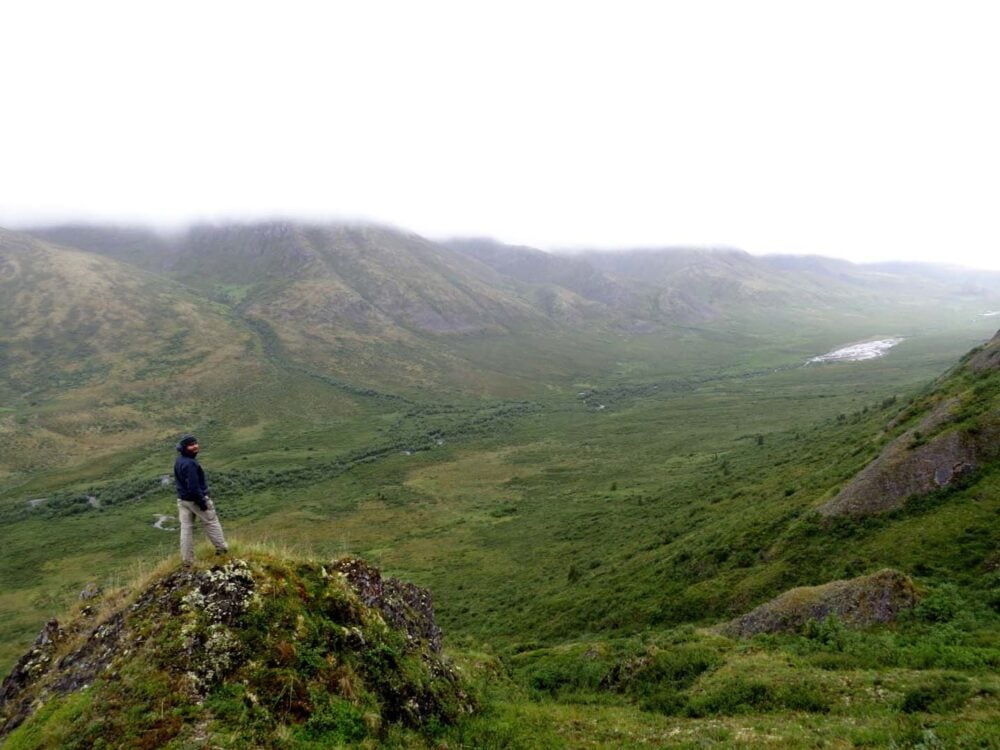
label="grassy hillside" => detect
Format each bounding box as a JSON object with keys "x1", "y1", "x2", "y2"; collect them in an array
[
  {"x1": 0, "y1": 229, "x2": 272, "y2": 477},
  {"x1": 574, "y1": 245, "x2": 1000, "y2": 336}
]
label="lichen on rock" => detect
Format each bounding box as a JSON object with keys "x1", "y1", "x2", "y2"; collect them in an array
[{"x1": 332, "y1": 557, "x2": 443, "y2": 652}]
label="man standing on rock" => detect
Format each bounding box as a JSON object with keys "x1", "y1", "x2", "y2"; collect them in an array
[{"x1": 174, "y1": 434, "x2": 229, "y2": 567}]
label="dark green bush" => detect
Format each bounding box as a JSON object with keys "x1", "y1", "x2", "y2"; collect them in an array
[
  {"x1": 637, "y1": 684, "x2": 688, "y2": 715},
  {"x1": 901, "y1": 675, "x2": 974, "y2": 714},
  {"x1": 689, "y1": 677, "x2": 830, "y2": 716},
  {"x1": 525, "y1": 658, "x2": 609, "y2": 697},
  {"x1": 690, "y1": 679, "x2": 778, "y2": 715},
  {"x1": 631, "y1": 648, "x2": 717, "y2": 693},
  {"x1": 913, "y1": 584, "x2": 968, "y2": 624},
  {"x1": 624, "y1": 647, "x2": 719, "y2": 715},
  {"x1": 804, "y1": 614, "x2": 850, "y2": 651}
]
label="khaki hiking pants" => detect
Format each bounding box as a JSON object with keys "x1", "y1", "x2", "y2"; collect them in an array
[{"x1": 177, "y1": 498, "x2": 228, "y2": 565}]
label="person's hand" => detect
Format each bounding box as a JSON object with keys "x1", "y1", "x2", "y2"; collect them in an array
[{"x1": 197, "y1": 496, "x2": 209, "y2": 511}]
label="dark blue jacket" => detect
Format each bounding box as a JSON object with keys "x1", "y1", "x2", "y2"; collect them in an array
[{"x1": 174, "y1": 452, "x2": 208, "y2": 506}]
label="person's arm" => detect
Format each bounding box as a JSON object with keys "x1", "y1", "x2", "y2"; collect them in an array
[{"x1": 199, "y1": 466, "x2": 210, "y2": 510}]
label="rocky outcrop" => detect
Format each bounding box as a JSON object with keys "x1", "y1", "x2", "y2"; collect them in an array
[
  {"x1": 332, "y1": 557, "x2": 443, "y2": 652},
  {"x1": 819, "y1": 391, "x2": 1000, "y2": 517},
  {"x1": 969, "y1": 330, "x2": 1000, "y2": 373},
  {"x1": 722, "y1": 569, "x2": 918, "y2": 638},
  {"x1": 819, "y1": 402, "x2": 969, "y2": 516},
  {"x1": 0, "y1": 619, "x2": 64, "y2": 722},
  {"x1": 1, "y1": 555, "x2": 472, "y2": 746}
]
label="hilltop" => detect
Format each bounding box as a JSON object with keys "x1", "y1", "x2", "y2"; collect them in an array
[{"x1": 0, "y1": 550, "x2": 473, "y2": 748}]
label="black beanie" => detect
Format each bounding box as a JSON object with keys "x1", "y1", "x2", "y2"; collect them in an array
[{"x1": 177, "y1": 434, "x2": 198, "y2": 452}]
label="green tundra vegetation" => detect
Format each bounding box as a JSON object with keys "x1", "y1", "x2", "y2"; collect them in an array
[{"x1": 1, "y1": 224, "x2": 999, "y2": 747}]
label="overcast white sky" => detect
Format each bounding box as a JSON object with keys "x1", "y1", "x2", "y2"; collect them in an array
[{"x1": 2, "y1": 1, "x2": 998, "y2": 268}]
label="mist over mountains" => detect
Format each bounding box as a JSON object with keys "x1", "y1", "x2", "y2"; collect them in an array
[{"x1": 25, "y1": 220, "x2": 1000, "y2": 335}]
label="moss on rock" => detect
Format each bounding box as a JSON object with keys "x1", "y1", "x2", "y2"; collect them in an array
[
  {"x1": 721, "y1": 569, "x2": 918, "y2": 638},
  {"x1": 0, "y1": 553, "x2": 474, "y2": 748}
]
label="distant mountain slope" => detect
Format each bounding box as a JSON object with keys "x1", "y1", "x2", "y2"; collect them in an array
[
  {"x1": 15, "y1": 220, "x2": 1000, "y2": 412},
  {"x1": 26, "y1": 224, "x2": 177, "y2": 271},
  {"x1": 30, "y1": 223, "x2": 544, "y2": 334},
  {"x1": 0, "y1": 229, "x2": 269, "y2": 474},
  {"x1": 451, "y1": 238, "x2": 1000, "y2": 330},
  {"x1": 242, "y1": 224, "x2": 543, "y2": 334},
  {"x1": 866, "y1": 260, "x2": 1000, "y2": 292},
  {"x1": 22, "y1": 223, "x2": 573, "y2": 396},
  {"x1": 445, "y1": 237, "x2": 645, "y2": 318},
  {"x1": 0, "y1": 229, "x2": 246, "y2": 389},
  {"x1": 568, "y1": 246, "x2": 1000, "y2": 321},
  {"x1": 30, "y1": 222, "x2": 1000, "y2": 338},
  {"x1": 451, "y1": 240, "x2": 746, "y2": 324},
  {"x1": 574, "y1": 246, "x2": 795, "y2": 309}
]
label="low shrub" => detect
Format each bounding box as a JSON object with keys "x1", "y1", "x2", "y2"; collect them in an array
[
  {"x1": 624, "y1": 646, "x2": 719, "y2": 715},
  {"x1": 900, "y1": 675, "x2": 975, "y2": 714},
  {"x1": 912, "y1": 584, "x2": 969, "y2": 624},
  {"x1": 525, "y1": 657, "x2": 609, "y2": 698},
  {"x1": 299, "y1": 690, "x2": 369, "y2": 743},
  {"x1": 804, "y1": 614, "x2": 850, "y2": 650},
  {"x1": 689, "y1": 676, "x2": 830, "y2": 716}
]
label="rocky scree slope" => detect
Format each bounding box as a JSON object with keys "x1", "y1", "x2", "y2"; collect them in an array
[{"x1": 0, "y1": 554, "x2": 472, "y2": 748}]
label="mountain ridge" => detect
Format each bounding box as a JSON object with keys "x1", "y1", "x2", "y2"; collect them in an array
[{"x1": 30, "y1": 221, "x2": 1000, "y2": 331}]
